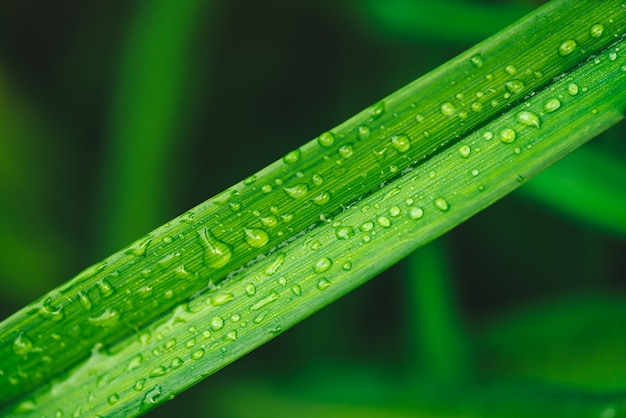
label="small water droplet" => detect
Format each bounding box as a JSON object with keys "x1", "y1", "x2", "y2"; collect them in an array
[
  {"x1": 210, "y1": 293, "x2": 234, "y2": 306},
  {"x1": 458, "y1": 145, "x2": 471, "y2": 158},
  {"x1": 312, "y1": 174, "x2": 324, "y2": 186},
  {"x1": 224, "y1": 331, "x2": 237, "y2": 341},
  {"x1": 376, "y1": 216, "x2": 391, "y2": 228},
  {"x1": 291, "y1": 284, "x2": 302, "y2": 296},
  {"x1": 261, "y1": 184, "x2": 272, "y2": 193},
  {"x1": 210, "y1": 317, "x2": 225, "y2": 331},
  {"x1": 434, "y1": 198, "x2": 450, "y2": 211},
  {"x1": 342, "y1": 261, "x2": 353, "y2": 271},
  {"x1": 107, "y1": 394, "x2": 120, "y2": 405},
  {"x1": 170, "y1": 357, "x2": 183, "y2": 369},
  {"x1": 409, "y1": 207, "x2": 424, "y2": 219},
  {"x1": 134, "y1": 379, "x2": 146, "y2": 391},
  {"x1": 483, "y1": 131, "x2": 493, "y2": 140},
  {"x1": 471, "y1": 168, "x2": 480, "y2": 176},
  {"x1": 517, "y1": 111, "x2": 541, "y2": 128},
  {"x1": 12, "y1": 332, "x2": 33, "y2": 356},
  {"x1": 360, "y1": 221, "x2": 374, "y2": 232},
  {"x1": 149, "y1": 366, "x2": 167, "y2": 378},
  {"x1": 264, "y1": 253, "x2": 286, "y2": 276},
  {"x1": 244, "y1": 228, "x2": 269, "y2": 248},
  {"x1": 313, "y1": 257, "x2": 333, "y2": 274},
  {"x1": 369, "y1": 100, "x2": 385, "y2": 120},
  {"x1": 88, "y1": 308, "x2": 120, "y2": 327},
  {"x1": 440, "y1": 102, "x2": 456, "y2": 116},
  {"x1": 391, "y1": 134, "x2": 411, "y2": 152},
  {"x1": 335, "y1": 226, "x2": 355, "y2": 240},
  {"x1": 243, "y1": 175, "x2": 257, "y2": 185},
  {"x1": 609, "y1": 51, "x2": 618, "y2": 61},
  {"x1": 96, "y1": 277, "x2": 115, "y2": 298},
  {"x1": 590, "y1": 23, "x2": 605, "y2": 38},
  {"x1": 357, "y1": 125, "x2": 370, "y2": 140},
  {"x1": 500, "y1": 128, "x2": 516, "y2": 144},
  {"x1": 505, "y1": 79, "x2": 525, "y2": 94},
  {"x1": 252, "y1": 311, "x2": 268, "y2": 324},
  {"x1": 415, "y1": 114, "x2": 425, "y2": 123},
  {"x1": 125, "y1": 235, "x2": 153, "y2": 257},
  {"x1": 558, "y1": 39, "x2": 577, "y2": 56},
  {"x1": 127, "y1": 354, "x2": 144, "y2": 371},
  {"x1": 250, "y1": 292, "x2": 280, "y2": 310},
  {"x1": 77, "y1": 291, "x2": 93, "y2": 312},
  {"x1": 338, "y1": 144, "x2": 354, "y2": 158},
  {"x1": 405, "y1": 197, "x2": 414, "y2": 206},
  {"x1": 470, "y1": 53, "x2": 484, "y2": 68},
  {"x1": 317, "y1": 278, "x2": 332, "y2": 290},
  {"x1": 471, "y1": 101, "x2": 483, "y2": 112},
  {"x1": 245, "y1": 283, "x2": 256, "y2": 296},
  {"x1": 389, "y1": 206, "x2": 401, "y2": 217},
  {"x1": 197, "y1": 227, "x2": 232, "y2": 269},
  {"x1": 283, "y1": 149, "x2": 301, "y2": 164},
  {"x1": 185, "y1": 338, "x2": 196, "y2": 348},
  {"x1": 191, "y1": 349, "x2": 205, "y2": 360},
  {"x1": 544, "y1": 98, "x2": 561, "y2": 113},
  {"x1": 505, "y1": 64, "x2": 516, "y2": 74},
  {"x1": 283, "y1": 183, "x2": 309, "y2": 199},
  {"x1": 567, "y1": 83, "x2": 579, "y2": 95},
  {"x1": 312, "y1": 191, "x2": 331, "y2": 205},
  {"x1": 317, "y1": 131, "x2": 335, "y2": 147}
]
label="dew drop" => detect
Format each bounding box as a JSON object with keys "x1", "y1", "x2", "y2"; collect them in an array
[
  {"x1": 357, "y1": 125, "x2": 370, "y2": 140},
  {"x1": 313, "y1": 257, "x2": 333, "y2": 274},
  {"x1": 245, "y1": 283, "x2": 256, "y2": 296},
  {"x1": 590, "y1": 23, "x2": 605, "y2": 38},
  {"x1": 283, "y1": 183, "x2": 308, "y2": 199},
  {"x1": 558, "y1": 39, "x2": 577, "y2": 56},
  {"x1": 312, "y1": 191, "x2": 331, "y2": 205},
  {"x1": 88, "y1": 308, "x2": 120, "y2": 327},
  {"x1": 191, "y1": 349, "x2": 205, "y2": 360},
  {"x1": 134, "y1": 379, "x2": 146, "y2": 391},
  {"x1": 389, "y1": 206, "x2": 401, "y2": 217},
  {"x1": 505, "y1": 79, "x2": 525, "y2": 94},
  {"x1": 360, "y1": 221, "x2": 374, "y2": 232},
  {"x1": 317, "y1": 278, "x2": 332, "y2": 290},
  {"x1": 440, "y1": 102, "x2": 456, "y2": 116},
  {"x1": 376, "y1": 216, "x2": 391, "y2": 228},
  {"x1": 282, "y1": 149, "x2": 301, "y2": 164},
  {"x1": 505, "y1": 65, "x2": 516, "y2": 74},
  {"x1": 291, "y1": 284, "x2": 302, "y2": 296},
  {"x1": 471, "y1": 101, "x2": 483, "y2": 112},
  {"x1": 197, "y1": 227, "x2": 232, "y2": 269},
  {"x1": 264, "y1": 253, "x2": 286, "y2": 276},
  {"x1": 568, "y1": 83, "x2": 579, "y2": 95},
  {"x1": 210, "y1": 293, "x2": 234, "y2": 306},
  {"x1": 260, "y1": 215, "x2": 278, "y2": 228},
  {"x1": 609, "y1": 52, "x2": 618, "y2": 61},
  {"x1": 243, "y1": 175, "x2": 257, "y2": 185},
  {"x1": 229, "y1": 202, "x2": 241, "y2": 211},
  {"x1": 208, "y1": 316, "x2": 224, "y2": 331},
  {"x1": 500, "y1": 128, "x2": 516, "y2": 144},
  {"x1": 483, "y1": 131, "x2": 494, "y2": 140},
  {"x1": 335, "y1": 226, "x2": 355, "y2": 240},
  {"x1": 434, "y1": 198, "x2": 450, "y2": 211},
  {"x1": 369, "y1": 100, "x2": 385, "y2": 120},
  {"x1": 224, "y1": 331, "x2": 237, "y2": 342},
  {"x1": 77, "y1": 291, "x2": 93, "y2": 312},
  {"x1": 458, "y1": 145, "x2": 471, "y2": 158},
  {"x1": 338, "y1": 144, "x2": 354, "y2": 159},
  {"x1": 409, "y1": 207, "x2": 424, "y2": 219},
  {"x1": 244, "y1": 228, "x2": 269, "y2": 248},
  {"x1": 544, "y1": 98, "x2": 561, "y2": 113},
  {"x1": 415, "y1": 114, "x2": 425, "y2": 123},
  {"x1": 517, "y1": 111, "x2": 541, "y2": 128},
  {"x1": 391, "y1": 134, "x2": 411, "y2": 152},
  {"x1": 127, "y1": 354, "x2": 144, "y2": 371},
  {"x1": 317, "y1": 131, "x2": 335, "y2": 147},
  {"x1": 170, "y1": 357, "x2": 183, "y2": 369},
  {"x1": 125, "y1": 235, "x2": 153, "y2": 257},
  {"x1": 107, "y1": 394, "x2": 120, "y2": 405},
  {"x1": 185, "y1": 338, "x2": 196, "y2": 348},
  {"x1": 250, "y1": 292, "x2": 280, "y2": 310},
  {"x1": 12, "y1": 332, "x2": 33, "y2": 356},
  {"x1": 342, "y1": 261, "x2": 353, "y2": 271},
  {"x1": 312, "y1": 173, "x2": 324, "y2": 186},
  {"x1": 149, "y1": 366, "x2": 166, "y2": 378},
  {"x1": 96, "y1": 278, "x2": 115, "y2": 298},
  {"x1": 470, "y1": 54, "x2": 484, "y2": 68},
  {"x1": 471, "y1": 168, "x2": 480, "y2": 176}
]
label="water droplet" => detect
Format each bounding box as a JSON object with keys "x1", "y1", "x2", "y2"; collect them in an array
[
  {"x1": 185, "y1": 338, "x2": 196, "y2": 348},
  {"x1": 170, "y1": 357, "x2": 183, "y2": 369},
  {"x1": 338, "y1": 144, "x2": 354, "y2": 158},
  {"x1": 283, "y1": 183, "x2": 308, "y2": 199},
  {"x1": 245, "y1": 283, "x2": 256, "y2": 296},
  {"x1": 96, "y1": 277, "x2": 115, "y2": 298},
  {"x1": 544, "y1": 98, "x2": 561, "y2": 113},
  {"x1": 360, "y1": 221, "x2": 374, "y2": 232},
  {"x1": 369, "y1": 100, "x2": 385, "y2": 120},
  {"x1": 471, "y1": 101, "x2": 483, "y2": 112},
  {"x1": 107, "y1": 394, "x2": 120, "y2": 405},
  {"x1": 517, "y1": 111, "x2": 541, "y2": 128},
  {"x1": 500, "y1": 128, "x2": 516, "y2": 144},
  {"x1": 409, "y1": 207, "x2": 424, "y2": 219},
  {"x1": 317, "y1": 278, "x2": 331, "y2": 290},
  {"x1": 157, "y1": 252, "x2": 181, "y2": 270},
  {"x1": 415, "y1": 114, "x2": 425, "y2": 123},
  {"x1": 505, "y1": 65, "x2": 516, "y2": 74},
  {"x1": 88, "y1": 308, "x2": 120, "y2": 327},
  {"x1": 252, "y1": 311, "x2": 268, "y2": 324},
  {"x1": 264, "y1": 253, "x2": 286, "y2": 276},
  {"x1": 440, "y1": 102, "x2": 455, "y2": 116},
  {"x1": 314, "y1": 257, "x2": 333, "y2": 274},
  {"x1": 229, "y1": 202, "x2": 241, "y2": 211},
  {"x1": 376, "y1": 216, "x2": 391, "y2": 228},
  {"x1": 483, "y1": 131, "x2": 493, "y2": 140},
  {"x1": 258, "y1": 215, "x2": 278, "y2": 228},
  {"x1": 77, "y1": 291, "x2": 93, "y2": 312},
  {"x1": 558, "y1": 39, "x2": 577, "y2": 56},
  {"x1": 191, "y1": 349, "x2": 205, "y2": 360},
  {"x1": 12, "y1": 332, "x2": 33, "y2": 356},
  {"x1": 590, "y1": 23, "x2": 605, "y2": 38},
  {"x1": 391, "y1": 134, "x2": 411, "y2": 152},
  {"x1": 405, "y1": 197, "x2": 414, "y2": 206},
  {"x1": 210, "y1": 293, "x2": 234, "y2": 306},
  {"x1": 317, "y1": 131, "x2": 335, "y2": 147},
  {"x1": 244, "y1": 228, "x2": 269, "y2": 248},
  {"x1": 470, "y1": 54, "x2": 484, "y2": 68},
  {"x1": 281, "y1": 213, "x2": 294, "y2": 223},
  {"x1": 231, "y1": 313, "x2": 241, "y2": 322},
  {"x1": 335, "y1": 226, "x2": 355, "y2": 240},
  {"x1": 505, "y1": 79, "x2": 525, "y2": 94},
  {"x1": 127, "y1": 354, "x2": 144, "y2": 371},
  {"x1": 471, "y1": 168, "x2": 480, "y2": 176},
  {"x1": 458, "y1": 145, "x2": 471, "y2": 158},
  {"x1": 609, "y1": 51, "x2": 618, "y2": 61},
  {"x1": 250, "y1": 292, "x2": 280, "y2": 310},
  {"x1": 243, "y1": 175, "x2": 257, "y2": 185},
  {"x1": 197, "y1": 227, "x2": 232, "y2": 269},
  {"x1": 434, "y1": 198, "x2": 450, "y2": 211},
  {"x1": 291, "y1": 284, "x2": 302, "y2": 296},
  {"x1": 125, "y1": 235, "x2": 153, "y2": 257},
  {"x1": 283, "y1": 149, "x2": 301, "y2": 164},
  {"x1": 224, "y1": 331, "x2": 237, "y2": 341},
  {"x1": 149, "y1": 366, "x2": 167, "y2": 378},
  {"x1": 342, "y1": 261, "x2": 353, "y2": 271},
  {"x1": 208, "y1": 317, "x2": 225, "y2": 332},
  {"x1": 357, "y1": 125, "x2": 370, "y2": 140},
  {"x1": 567, "y1": 83, "x2": 579, "y2": 95},
  {"x1": 312, "y1": 191, "x2": 331, "y2": 205},
  {"x1": 389, "y1": 206, "x2": 401, "y2": 217}
]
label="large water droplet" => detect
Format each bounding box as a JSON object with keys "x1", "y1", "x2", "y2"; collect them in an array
[
  {"x1": 440, "y1": 102, "x2": 456, "y2": 116},
  {"x1": 544, "y1": 98, "x2": 561, "y2": 113},
  {"x1": 282, "y1": 149, "x2": 301, "y2": 164},
  {"x1": 125, "y1": 235, "x2": 153, "y2": 257},
  {"x1": 127, "y1": 354, "x2": 144, "y2": 371},
  {"x1": 291, "y1": 284, "x2": 302, "y2": 296},
  {"x1": 376, "y1": 216, "x2": 391, "y2": 228},
  {"x1": 317, "y1": 278, "x2": 331, "y2": 290},
  {"x1": 12, "y1": 332, "x2": 33, "y2": 356},
  {"x1": 250, "y1": 292, "x2": 280, "y2": 311},
  {"x1": 335, "y1": 226, "x2": 354, "y2": 240},
  {"x1": 338, "y1": 144, "x2": 354, "y2": 159},
  {"x1": 409, "y1": 207, "x2": 424, "y2": 219},
  {"x1": 210, "y1": 293, "x2": 234, "y2": 306},
  {"x1": 244, "y1": 228, "x2": 269, "y2": 248},
  {"x1": 191, "y1": 349, "x2": 205, "y2": 360},
  {"x1": 360, "y1": 221, "x2": 374, "y2": 232},
  {"x1": 369, "y1": 100, "x2": 385, "y2": 120},
  {"x1": 197, "y1": 227, "x2": 232, "y2": 269},
  {"x1": 312, "y1": 191, "x2": 331, "y2": 205},
  {"x1": 558, "y1": 39, "x2": 577, "y2": 56},
  {"x1": 77, "y1": 291, "x2": 93, "y2": 312},
  {"x1": 590, "y1": 24, "x2": 604, "y2": 38},
  {"x1": 314, "y1": 257, "x2": 333, "y2": 274},
  {"x1": 88, "y1": 308, "x2": 120, "y2": 327},
  {"x1": 245, "y1": 283, "x2": 256, "y2": 296},
  {"x1": 517, "y1": 111, "x2": 541, "y2": 128},
  {"x1": 470, "y1": 53, "x2": 484, "y2": 68},
  {"x1": 357, "y1": 125, "x2": 370, "y2": 140},
  {"x1": 224, "y1": 331, "x2": 237, "y2": 341},
  {"x1": 434, "y1": 198, "x2": 450, "y2": 211},
  {"x1": 260, "y1": 215, "x2": 278, "y2": 228},
  {"x1": 108, "y1": 393, "x2": 120, "y2": 405},
  {"x1": 97, "y1": 277, "x2": 115, "y2": 298},
  {"x1": 567, "y1": 83, "x2": 579, "y2": 95},
  {"x1": 391, "y1": 134, "x2": 411, "y2": 152},
  {"x1": 264, "y1": 253, "x2": 286, "y2": 276},
  {"x1": 500, "y1": 128, "x2": 516, "y2": 144},
  {"x1": 458, "y1": 145, "x2": 471, "y2": 158},
  {"x1": 505, "y1": 79, "x2": 525, "y2": 94},
  {"x1": 210, "y1": 316, "x2": 225, "y2": 331},
  {"x1": 149, "y1": 366, "x2": 167, "y2": 378},
  {"x1": 317, "y1": 131, "x2": 335, "y2": 147},
  {"x1": 143, "y1": 385, "x2": 162, "y2": 405},
  {"x1": 283, "y1": 183, "x2": 308, "y2": 199}
]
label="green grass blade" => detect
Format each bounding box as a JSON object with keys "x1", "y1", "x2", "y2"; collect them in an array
[{"x1": 1, "y1": 0, "x2": 625, "y2": 416}]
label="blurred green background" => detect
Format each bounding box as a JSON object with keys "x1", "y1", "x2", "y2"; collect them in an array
[{"x1": 1, "y1": 0, "x2": 625, "y2": 416}]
